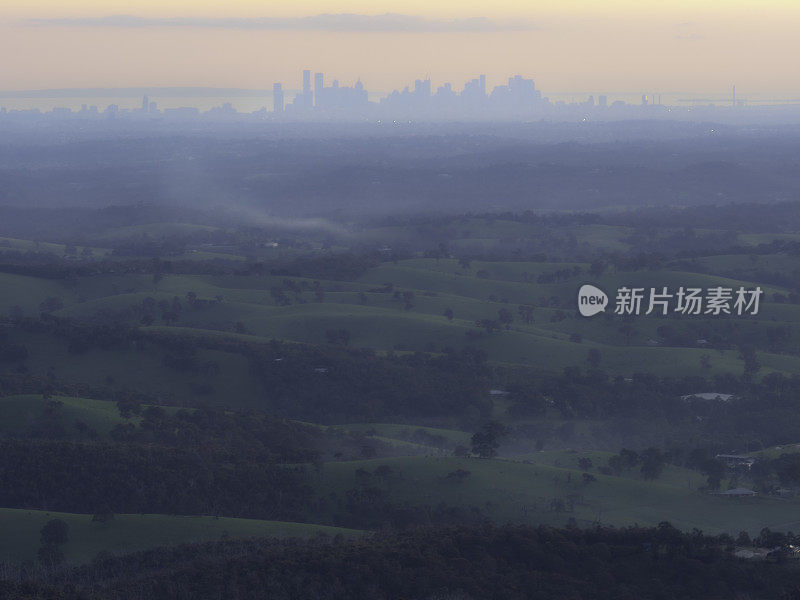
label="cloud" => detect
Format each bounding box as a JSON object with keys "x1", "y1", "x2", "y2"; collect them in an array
[{"x1": 23, "y1": 13, "x2": 536, "y2": 32}]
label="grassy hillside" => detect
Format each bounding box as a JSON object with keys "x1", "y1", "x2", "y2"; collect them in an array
[
  {"x1": 310, "y1": 455, "x2": 800, "y2": 536},
  {"x1": 0, "y1": 395, "x2": 129, "y2": 438},
  {"x1": 0, "y1": 238, "x2": 793, "y2": 379},
  {"x1": 2, "y1": 329, "x2": 264, "y2": 410},
  {"x1": 340, "y1": 423, "x2": 472, "y2": 448},
  {"x1": 1, "y1": 256, "x2": 783, "y2": 379},
  {"x1": 0, "y1": 237, "x2": 111, "y2": 259},
  {"x1": 0, "y1": 508, "x2": 363, "y2": 564}
]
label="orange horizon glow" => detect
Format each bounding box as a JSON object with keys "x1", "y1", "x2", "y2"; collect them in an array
[{"x1": 1, "y1": 1, "x2": 798, "y2": 95}]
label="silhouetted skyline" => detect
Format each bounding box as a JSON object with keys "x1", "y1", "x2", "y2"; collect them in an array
[{"x1": 4, "y1": 68, "x2": 800, "y2": 125}]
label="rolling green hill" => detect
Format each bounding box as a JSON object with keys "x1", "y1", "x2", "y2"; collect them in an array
[
  {"x1": 0, "y1": 508, "x2": 362, "y2": 564},
  {"x1": 0, "y1": 395, "x2": 129, "y2": 438},
  {"x1": 309, "y1": 455, "x2": 800, "y2": 536},
  {"x1": 4, "y1": 255, "x2": 786, "y2": 379}
]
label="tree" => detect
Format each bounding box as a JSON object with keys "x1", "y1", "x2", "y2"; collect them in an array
[
  {"x1": 739, "y1": 345, "x2": 761, "y2": 379},
  {"x1": 619, "y1": 448, "x2": 640, "y2": 469},
  {"x1": 40, "y1": 519, "x2": 69, "y2": 545},
  {"x1": 37, "y1": 543, "x2": 64, "y2": 566},
  {"x1": 471, "y1": 421, "x2": 508, "y2": 458},
  {"x1": 608, "y1": 449, "x2": 639, "y2": 475},
  {"x1": 497, "y1": 308, "x2": 513, "y2": 330},
  {"x1": 92, "y1": 504, "x2": 115, "y2": 523},
  {"x1": 475, "y1": 319, "x2": 501, "y2": 334},
  {"x1": 443, "y1": 307, "x2": 454, "y2": 321},
  {"x1": 640, "y1": 448, "x2": 665, "y2": 480},
  {"x1": 453, "y1": 444, "x2": 470, "y2": 458},
  {"x1": 608, "y1": 455, "x2": 624, "y2": 476},
  {"x1": 518, "y1": 304, "x2": 534, "y2": 324},
  {"x1": 702, "y1": 458, "x2": 726, "y2": 491},
  {"x1": 737, "y1": 531, "x2": 752, "y2": 546}
]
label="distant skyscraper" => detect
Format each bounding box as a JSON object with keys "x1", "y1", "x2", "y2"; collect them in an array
[
  {"x1": 598, "y1": 95, "x2": 608, "y2": 108},
  {"x1": 302, "y1": 70, "x2": 312, "y2": 109},
  {"x1": 489, "y1": 75, "x2": 539, "y2": 114},
  {"x1": 459, "y1": 75, "x2": 491, "y2": 114},
  {"x1": 314, "y1": 72, "x2": 324, "y2": 107},
  {"x1": 437, "y1": 82, "x2": 453, "y2": 94},
  {"x1": 273, "y1": 83, "x2": 284, "y2": 113},
  {"x1": 141, "y1": 95, "x2": 149, "y2": 112}
]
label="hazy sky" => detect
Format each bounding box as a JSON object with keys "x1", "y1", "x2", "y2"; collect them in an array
[{"x1": 2, "y1": 1, "x2": 798, "y2": 94}]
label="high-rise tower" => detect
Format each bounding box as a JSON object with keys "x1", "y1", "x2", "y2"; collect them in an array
[
  {"x1": 314, "y1": 72, "x2": 324, "y2": 107},
  {"x1": 273, "y1": 83, "x2": 284, "y2": 113}
]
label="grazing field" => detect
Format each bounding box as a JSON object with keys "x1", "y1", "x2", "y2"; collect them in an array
[
  {"x1": 0, "y1": 395, "x2": 130, "y2": 438},
  {"x1": 2, "y1": 329, "x2": 264, "y2": 410},
  {"x1": 3, "y1": 208, "x2": 800, "y2": 571},
  {"x1": 0, "y1": 508, "x2": 363, "y2": 564},
  {"x1": 1, "y1": 252, "x2": 792, "y2": 382},
  {"x1": 309, "y1": 455, "x2": 800, "y2": 536}
]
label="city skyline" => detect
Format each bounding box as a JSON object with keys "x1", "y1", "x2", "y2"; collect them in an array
[
  {"x1": 0, "y1": 69, "x2": 789, "y2": 110},
  {"x1": 5, "y1": 68, "x2": 799, "y2": 126}
]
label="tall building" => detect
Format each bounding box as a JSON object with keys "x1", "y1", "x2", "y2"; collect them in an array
[
  {"x1": 314, "y1": 72, "x2": 324, "y2": 107},
  {"x1": 141, "y1": 95, "x2": 149, "y2": 112},
  {"x1": 437, "y1": 82, "x2": 453, "y2": 95},
  {"x1": 414, "y1": 78, "x2": 431, "y2": 97},
  {"x1": 273, "y1": 83, "x2": 284, "y2": 113},
  {"x1": 489, "y1": 75, "x2": 539, "y2": 114},
  {"x1": 302, "y1": 70, "x2": 312, "y2": 109}
]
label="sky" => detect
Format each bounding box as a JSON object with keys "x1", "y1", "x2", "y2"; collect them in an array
[{"x1": 1, "y1": 1, "x2": 798, "y2": 95}]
